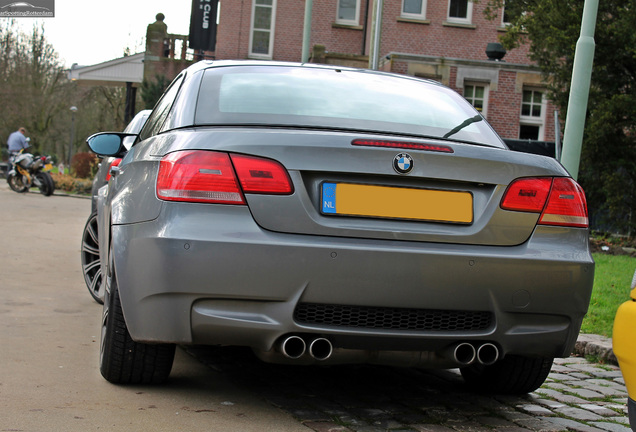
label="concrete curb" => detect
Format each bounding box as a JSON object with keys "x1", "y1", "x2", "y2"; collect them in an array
[
  {"x1": 53, "y1": 191, "x2": 90, "y2": 199},
  {"x1": 574, "y1": 333, "x2": 618, "y2": 365}
]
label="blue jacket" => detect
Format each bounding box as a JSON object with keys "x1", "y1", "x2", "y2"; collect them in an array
[{"x1": 7, "y1": 131, "x2": 27, "y2": 152}]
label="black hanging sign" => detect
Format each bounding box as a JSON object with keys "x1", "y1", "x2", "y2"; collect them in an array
[{"x1": 189, "y1": 0, "x2": 218, "y2": 52}]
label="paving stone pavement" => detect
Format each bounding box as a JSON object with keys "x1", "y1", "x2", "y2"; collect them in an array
[{"x1": 188, "y1": 334, "x2": 632, "y2": 432}]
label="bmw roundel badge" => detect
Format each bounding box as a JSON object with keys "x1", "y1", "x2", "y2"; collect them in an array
[{"x1": 393, "y1": 153, "x2": 414, "y2": 174}]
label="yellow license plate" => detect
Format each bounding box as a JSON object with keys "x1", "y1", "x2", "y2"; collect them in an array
[
  {"x1": 321, "y1": 182, "x2": 473, "y2": 224},
  {"x1": 44, "y1": 163, "x2": 53, "y2": 172}
]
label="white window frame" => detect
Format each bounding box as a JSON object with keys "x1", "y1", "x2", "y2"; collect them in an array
[
  {"x1": 502, "y1": 1, "x2": 528, "y2": 27},
  {"x1": 502, "y1": 0, "x2": 512, "y2": 26},
  {"x1": 502, "y1": 0, "x2": 525, "y2": 26},
  {"x1": 519, "y1": 88, "x2": 546, "y2": 140},
  {"x1": 447, "y1": 0, "x2": 473, "y2": 25},
  {"x1": 401, "y1": 0, "x2": 427, "y2": 20},
  {"x1": 464, "y1": 82, "x2": 489, "y2": 117},
  {"x1": 249, "y1": 0, "x2": 277, "y2": 59},
  {"x1": 336, "y1": 0, "x2": 361, "y2": 26}
]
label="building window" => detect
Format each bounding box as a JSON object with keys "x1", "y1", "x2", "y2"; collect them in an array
[
  {"x1": 249, "y1": 0, "x2": 276, "y2": 59},
  {"x1": 447, "y1": 0, "x2": 473, "y2": 24},
  {"x1": 464, "y1": 83, "x2": 488, "y2": 117},
  {"x1": 519, "y1": 88, "x2": 545, "y2": 140},
  {"x1": 521, "y1": 89, "x2": 543, "y2": 117},
  {"x1": 402, "y1": 0, "x2": 426, "y2": 19},
  {"x1": 502, "y1": 0, "x2": 522, "y2": 25},
  {"x1": 337, "y1": 0, "x2": 360, "y2": 25}
]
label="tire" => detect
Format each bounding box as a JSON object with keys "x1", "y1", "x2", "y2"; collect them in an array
[
  {"x1": 36, "y1": 172, "x2": 54, "y2": 196},
  {"x1": 100, "y1": 243, "x2": 175, "y2": 384},
  {"x1": 460, "y1": 355, "x2": 553, "y2": 394},
  {"x1": 81, "y1": 213, "x2": 103, "y2": 304},
  {"x1": 7, "y1": 172, "x2": 28, "y2": 193}
]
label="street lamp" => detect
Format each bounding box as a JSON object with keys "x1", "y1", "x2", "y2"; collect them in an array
[{"x1": 69, "y1": 106, "x2": 78, "y2": 170}]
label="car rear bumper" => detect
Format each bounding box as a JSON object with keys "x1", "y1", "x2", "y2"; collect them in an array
[{"x1": 112, "y1": 203, "x2": 594, "y2": 363}]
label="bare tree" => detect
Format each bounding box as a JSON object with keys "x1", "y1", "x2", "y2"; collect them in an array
[{"x1": 0, "y1": 20, "x2": 73, "y2": 160}]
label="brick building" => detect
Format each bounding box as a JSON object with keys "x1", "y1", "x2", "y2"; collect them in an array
[{"x1": 212, "y1": 0, "x2": 558, "y2": 144}]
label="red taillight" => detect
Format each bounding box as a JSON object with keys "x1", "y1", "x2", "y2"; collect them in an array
[
  {"x1": 105, "y1": 158, "x2": 122, "y2": 181},
  {"x1": 230, "y1": 154, "x2": 294, "y2": 195},
  {"x1": 352, "y1": 139, "x2": 454, "y2": 153},
  {"x1": 539, "y1": 177, "x2": 589, "y2": 228},
  {"x1": 501, "y1": 177, "x2": 588, "y2": 228},
  {"x1": 156, "y1": 150, "x2": 293, "y2": 204},
  {"x1": 500, "y1": 178, "x2": 552, "y2": 213},
  {"x1": 157, "y1": 151, "x2": 244, "y2": 204}
]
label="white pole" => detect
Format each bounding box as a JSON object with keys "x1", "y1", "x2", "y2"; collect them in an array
[{"x1": 561, "y1": 0, "x2": 599, "y2": 180}]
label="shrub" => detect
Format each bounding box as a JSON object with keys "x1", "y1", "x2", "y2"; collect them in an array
[
  {"x1": 71, "y1": 152, "x2": 98, "y2": 179},
  {"x1": 51, "y1": 173, "x2": 93, "y2": 195}
]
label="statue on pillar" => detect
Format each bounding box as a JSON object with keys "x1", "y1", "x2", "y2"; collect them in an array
[{"x1": 146, "y1": 13, "x2": 169, "y2": 58}]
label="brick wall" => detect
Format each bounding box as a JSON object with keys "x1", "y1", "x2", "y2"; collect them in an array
[
  {"x1": 215, "y1": 0, "x2": 306, "y2": 61},
  {"x1": 273, "y1": 1, "x2": 305, "y2": 60},
  {"x1": 215, "y1": 0, "x2": 250, "y2": 59},
  {"x1": 215, "y1": 1, "x2": 531, "y2": 63},
  {"x1": 378, "y1": 0, "x2": 531, "y2": 63}
]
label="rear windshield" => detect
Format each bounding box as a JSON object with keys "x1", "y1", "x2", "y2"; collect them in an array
[{"x1": 195, "y1": 65, "x2": 504, "y2": 147}]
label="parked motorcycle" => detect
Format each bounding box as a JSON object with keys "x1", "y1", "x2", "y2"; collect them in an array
[{"x1": 7, "y1": 149, "x2": 55, "y2": 196}]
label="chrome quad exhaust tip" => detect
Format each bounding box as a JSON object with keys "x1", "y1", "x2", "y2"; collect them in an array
[
  {"x1": 452, "y1": 342, "x2": 477, "y2": 366},
  {"x1": 476, "y1": 343, "x2": 499, "y2": 365},
  {"x1": 309, "y1": 337, "x2": 333, "y2": 361},
  {"x1": 278, "y1": 335, "x2": 334, "y2": 361},
  {"x1": 269, "y1": 336, "x2": 499, "y2": 367},
  {"x1": 279, "y1": 335, "x2": 306, "y2": 359},
  {"x1": 450, "y1": 342, "x2": 500, "y2": 366}
]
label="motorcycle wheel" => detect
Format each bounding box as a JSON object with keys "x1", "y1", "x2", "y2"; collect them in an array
[
  {"x1": 36, "y1": 172, "x2": 55, "y2": 196},
  {"x1": 7, "y1": 172, "x2": 29, "y2": 193}
]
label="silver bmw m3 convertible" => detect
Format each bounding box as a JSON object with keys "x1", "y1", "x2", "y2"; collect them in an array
[{"x1": 87, "y1": 60, "x2": 594, "y2": 393}]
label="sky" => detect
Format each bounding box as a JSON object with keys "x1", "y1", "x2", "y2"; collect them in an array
[{"x1": 9, "y1": 0, "x2": 194, "y2": 68}]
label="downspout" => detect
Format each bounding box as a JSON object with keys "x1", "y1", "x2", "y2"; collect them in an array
[{"x1": 361, "y1": 0, "x2": 370, "y2": 55}]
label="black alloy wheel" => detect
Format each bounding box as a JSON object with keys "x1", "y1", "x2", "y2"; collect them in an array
[{"x1": 81, "y1": 213, "x2": 103, "y2": 304}]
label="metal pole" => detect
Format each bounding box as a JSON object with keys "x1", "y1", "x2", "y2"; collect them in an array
[
  {"x1": 554, "y1": 110, "x2": 561, "y2": 161},
  {"x1": 124, "y1": 82, "x2": 133, "y2": 124},
  {"x1": 369, "y1": 0, "x2": 383, "y2": 70},
  {"x1": 69, "y1": 106, "x2": 77, "y2": 170},
  {"x1": 561, "y1": 0, "x2": 599, "y2": 180},
  {"x1": 301, "y1": 0, "x2": 313, "y2": 63}
]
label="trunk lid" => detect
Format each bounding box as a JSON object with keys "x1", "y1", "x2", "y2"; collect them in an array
[{"x1": 162, "y1": 127, "x2": 570, "y2": 246}]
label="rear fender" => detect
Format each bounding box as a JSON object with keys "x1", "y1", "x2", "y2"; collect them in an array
[{"x1": 108, "y1": 143, "x2": 163, "y2": 226}]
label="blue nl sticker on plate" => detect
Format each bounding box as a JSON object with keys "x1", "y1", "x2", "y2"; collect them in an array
[{"x1": 322, "y1": 183, "x2": 337, "y2": 214}]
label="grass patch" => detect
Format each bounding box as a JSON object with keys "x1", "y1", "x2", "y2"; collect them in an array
[{"x1": 580, "y1": 253, "x2": 636, "y2": 337}]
